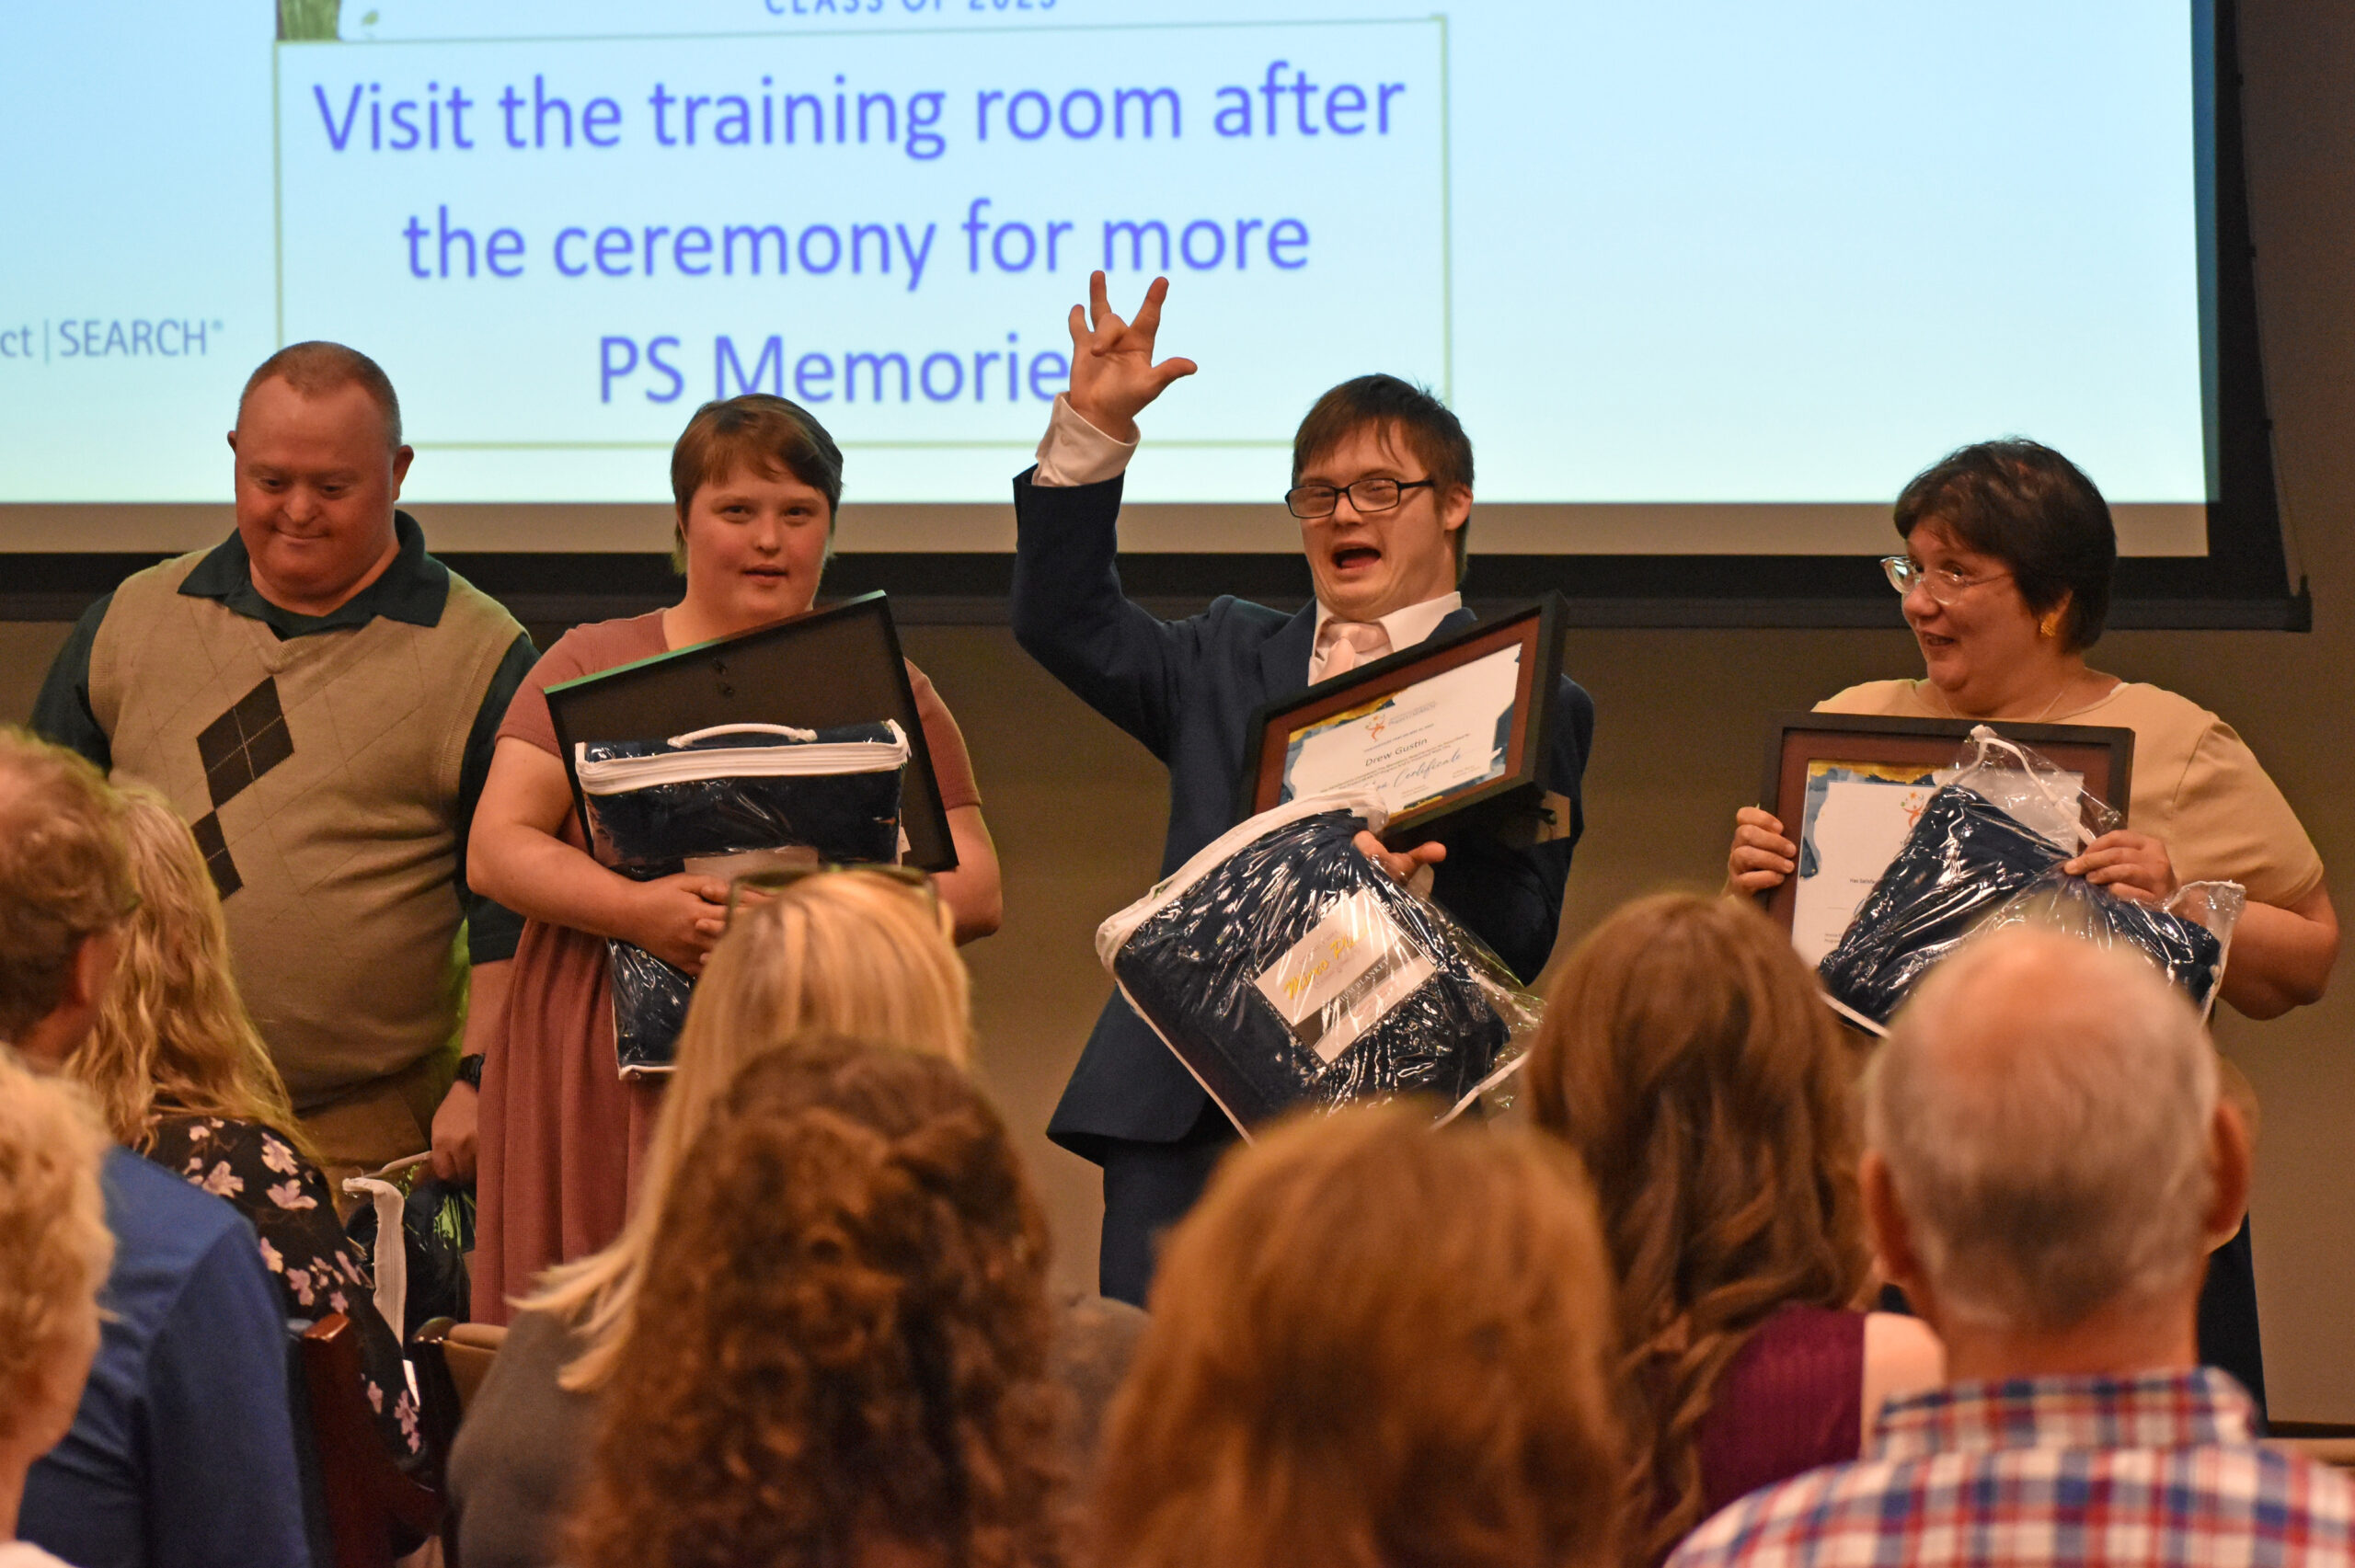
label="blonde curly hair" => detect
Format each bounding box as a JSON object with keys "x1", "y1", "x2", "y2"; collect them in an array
[
  {"x1": 66, "y1": 784, "x2": 306, "y2": 1153},
  {"x1": 0, "y1": 1052, "x2": 114, "y2": 1446}
]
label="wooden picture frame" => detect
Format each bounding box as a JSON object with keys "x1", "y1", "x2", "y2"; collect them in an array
[
  {"x1": 545, "y1": 591, "x2": 958, "y2": 872},
  {"x1": 1758, "y1": 710, "x2": 2136, "y2": 937},
  {"x1": 1240, "y1": 596, "x2": 1568, "y2": 846}
]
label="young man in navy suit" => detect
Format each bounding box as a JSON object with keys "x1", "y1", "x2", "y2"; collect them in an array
[{"x1": 1013, "y1": 274, "x2": 1595, "y2": 1305}]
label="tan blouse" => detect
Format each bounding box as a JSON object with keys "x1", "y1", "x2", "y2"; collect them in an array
[{"x1": 1818, "y1": 678, "x2": 2324, "y2": 910}]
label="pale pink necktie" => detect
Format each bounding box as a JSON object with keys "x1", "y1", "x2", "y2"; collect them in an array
[{"x1": 1315, "y1": 620, "x2": 1391, "y2": 680}]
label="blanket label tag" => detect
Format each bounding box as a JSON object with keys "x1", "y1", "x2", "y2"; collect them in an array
[{"x1": 1254, "y1": 890, "x2": 1435, "y2": 1064}]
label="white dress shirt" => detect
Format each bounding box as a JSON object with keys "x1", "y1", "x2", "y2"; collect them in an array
[{"x1": 1033, "y1": 396, "x2": 1464, "y2": 682}]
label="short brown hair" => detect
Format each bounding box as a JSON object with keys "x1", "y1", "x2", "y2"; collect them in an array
[
  {"x1": 568, "y1": 1039, "x2": 1063, "y2": 1568},
  {"x1": 667, "y1": 395, "x2": 845, "y2": 571},
  {"x1": 1292, "y1": 375, "x2": 1476, "y2": 582},
  {"x1": 1093, "y1": 1104, "x2": 1624, "y2": 1568},
  {"x1": 1894, "y1": 440, "x2": 2116, "y2": 651},
  {"x1": 0, "y1": 729, "x2": 137, "y2": 1043},
  {"x1": 0, "y1": 1054, "x2": 113, "y2": 1445},
  {"x1": 238, "y1": 341, "x2": 403, "y2": 451},
  {"x1": 1528, "y1": 893, "x2": 1868, "y2": 1561}
]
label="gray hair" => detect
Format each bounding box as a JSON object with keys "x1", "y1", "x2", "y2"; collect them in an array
[{"x1": 1865, "y1": 928, "x2": 2217, "y2": 1332}]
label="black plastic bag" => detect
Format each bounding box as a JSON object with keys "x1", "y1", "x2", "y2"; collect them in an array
[
  {"x1": 1098, "y1": 792, "x2": 1539, "y2": 1136},
  {"x1": 344, "y1": 1174, "x2": 474, "y2": 1340}
]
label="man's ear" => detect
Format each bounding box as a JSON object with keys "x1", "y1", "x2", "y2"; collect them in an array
[
  {"x1": 390, "y1": 443, "x2": 415, "y2": 496},
  {"x1": 1440, "y1": 484, "x2": 1472, "y2": 534},
  {"x1": 2204, "y1": 1100, "x2": 2254, "y2": 1252},
  {"x1": 226, "y1": 429, "x2": 239, "y2": 456},
  {"x1": 1861, "y1": 1150, "x2": 1929, "y2": 1308}
]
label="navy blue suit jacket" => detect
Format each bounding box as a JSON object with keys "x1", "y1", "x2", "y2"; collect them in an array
[{"x1": 1011, "y1": 468, "x2": 1595, "y2": 1159}]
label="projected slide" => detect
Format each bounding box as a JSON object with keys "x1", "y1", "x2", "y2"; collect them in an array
[{"x1": 2, "y1": 2, "x2": 2209, "y2": 551}]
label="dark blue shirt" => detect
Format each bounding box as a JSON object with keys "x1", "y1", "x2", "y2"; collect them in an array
[{"x1": 20, "y1": 1148, "x2": 311, "y2": 1568}]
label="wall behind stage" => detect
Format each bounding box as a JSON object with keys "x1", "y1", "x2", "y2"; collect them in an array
[{"x1": 4, "y1": 0, "x2": 2349, "y2": 1416}]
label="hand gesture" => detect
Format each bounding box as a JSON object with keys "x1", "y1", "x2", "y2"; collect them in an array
[
  {"x1": 1065, "y1": 271, "x2": 1197, "y2": 442},
  {"x1": 1728, "y1": 807, "x2": 1797, "y2": 894},
  {"x1": 1356, "y1": 830, "x2": 1447, "y2": 889},
  {"x1": 2064, "y1": 830, "x2": 2178, "y2": 905},
  {"x1": 626, "y1": 872, "x2": 731, "y2": 974}
]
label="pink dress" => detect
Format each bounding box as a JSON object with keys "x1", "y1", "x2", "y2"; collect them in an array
[{"x1": 472, "y1": 612, "x2": 982, "y2": 1321}]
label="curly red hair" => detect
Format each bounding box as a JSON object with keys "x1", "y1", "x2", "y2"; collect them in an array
[{"x1": 569, "y1": 1039, "x2": 1065, "y2": 1568}]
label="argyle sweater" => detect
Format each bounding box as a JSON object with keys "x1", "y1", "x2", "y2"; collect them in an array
[{"x1": 87, "y1": 551, "x2": 523, "y2": 1105}]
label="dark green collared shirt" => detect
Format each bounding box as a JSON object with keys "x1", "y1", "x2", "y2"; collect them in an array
[{"x1": 32, "y1": 512, "x2": 536, "y2": 964}]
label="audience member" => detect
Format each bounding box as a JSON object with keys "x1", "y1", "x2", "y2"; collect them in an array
[
  {"x1": 0, "y1": 727, "x2": 310, "y2": 1568},
  {"x1": 32, "y1": 342, "x2": 535, "y2": 1187},
  {"x1": 569, "y1": 1039, "x2": 1065, "y2": 1568},
  {"x1": 1529, "y1": 893, "x2": 1941, "y2": 1562},
  {"x1": 1092, "y1": 1104, "x2": 1625, "y2": 1568},
  {"x1": 1670, "y1": 929, "x2": 2353, "y2": 1567},
  {"x1": 0, "y1": 1058, "x2": 115, "y2": 1568},
  {"x1": 68, "y1": 783, "x2": 418, "y2": 1463},
  {"x1": 454, "y1": 870, "x2": 1144, "y2": 1568}
]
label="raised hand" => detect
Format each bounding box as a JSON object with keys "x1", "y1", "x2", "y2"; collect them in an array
[{"x1": 1065, "y1": 270, "x2": 1198, "y2": 442}]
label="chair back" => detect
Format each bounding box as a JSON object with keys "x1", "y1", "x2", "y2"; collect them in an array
[
  {"x1": 299, "y1": 1313, "x2": 441, "y2": 1568},
  {"x1": 410, "y1": 1316, "x2": 507, "y2": 1491}
]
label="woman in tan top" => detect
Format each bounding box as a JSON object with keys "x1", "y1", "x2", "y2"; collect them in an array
[
  {"x1": 465, "y1": 395, "x2": 1004, "y2": 1319},
  {"x1": 1729, "y1": 439, "x2": 2335, "y2": 1014},
  {"x1": 1727, "y1": 437, "x2": 2335, "y2": 1410}
]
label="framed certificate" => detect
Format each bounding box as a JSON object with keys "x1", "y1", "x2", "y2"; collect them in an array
[
  {"x1": 1240, "y1": 596, "x2": 1570, "y2": 845},
  {"x1": 1759, "y1": 712, "x2": 2135, "y2": 964},
  {"x1": 545, "y1": 591, "x2": 958, "y2": 872}
]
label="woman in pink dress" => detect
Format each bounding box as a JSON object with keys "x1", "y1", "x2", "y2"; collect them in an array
[{"x1": 465, "y1": 395, "x2": 1003, "y2": 1321}]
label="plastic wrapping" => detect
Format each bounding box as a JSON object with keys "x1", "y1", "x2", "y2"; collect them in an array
[
  {"x1": 577, "y1": 720, "x2": 910, "y2": 869},
  {"x1": 578, "y1": 720, "x2": 912, "y2": 1076},
  {"x1": 1818, "y1": 727, "x2": 2244, "y2": 1030},
  {"x1": 1097, "y1": 791, "x2": 1541, "y2": 1137},
  {"x1": 610, "y1": 917, "x2": 698, "y2": 1077}
]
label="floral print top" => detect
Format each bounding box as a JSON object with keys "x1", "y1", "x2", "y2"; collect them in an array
[{"x1": 144, "y1": 1115, "x2": 423, "y2": 1463}]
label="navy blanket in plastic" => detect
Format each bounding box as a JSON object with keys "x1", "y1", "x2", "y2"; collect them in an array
[
  {"x1": 1818, "y1": 784, "x2": 2223, "y2": 1026},
  {"x1": 1105, "y1": 805, "x2": 1517, "y2": 1133},
  {"x1": 580, "y1": 722, "x2": 904, "y2": 870},
  {"x1": 582, "y1": 721, "x2": 907, "y2": 1073}
]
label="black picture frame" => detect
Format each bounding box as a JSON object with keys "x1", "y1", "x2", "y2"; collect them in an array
[
  {"x1": 545, "y1": 590, "x2": 958, "y2": 873},
  {"x1": 1239, "y1": 595, "x2": 1568, "y2": 846},
  {"x1": 1757, "y1": 711, "x2": 2137, "y2": 935}
]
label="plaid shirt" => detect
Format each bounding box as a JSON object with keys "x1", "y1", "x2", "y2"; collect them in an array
[{"x1": 1667, "y1": 1368, "x2": 2355, "y2": 1567}]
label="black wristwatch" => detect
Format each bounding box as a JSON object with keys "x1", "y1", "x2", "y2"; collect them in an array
[{"x1": 454, "y1": 1054, "x2": 486, "y2": 1092}]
